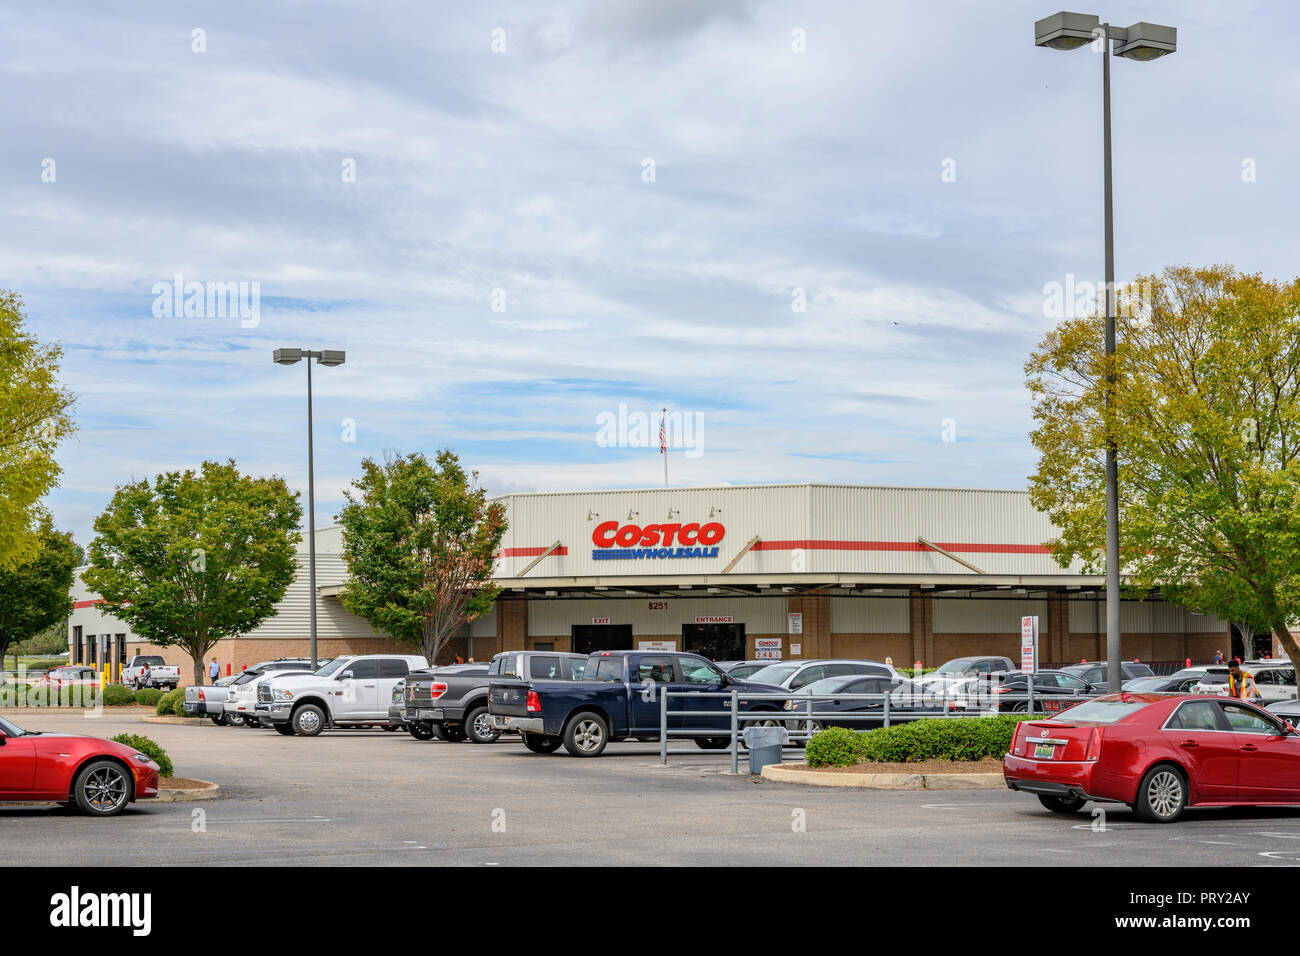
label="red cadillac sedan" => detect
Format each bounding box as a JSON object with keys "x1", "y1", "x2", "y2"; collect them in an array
[
  {"x1": 1004, "y1": 693, "x2": 1300, "y2": 823},
  {"x1": 0, "y1": 713, "x2": 160, "y2": 816}
]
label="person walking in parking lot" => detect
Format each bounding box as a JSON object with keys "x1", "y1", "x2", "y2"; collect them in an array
[
  {"x1": 1227, "y1": 659, "x2": 1259, "y2": 700},
  {"x1": 1214, "y1": 650, "x2": 1225, "y2": 664},
  {"x1": 209, "y1": 658, "x2": 219, "y2": 684}
]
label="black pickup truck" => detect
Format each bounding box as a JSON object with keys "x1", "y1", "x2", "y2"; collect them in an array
[
  {"x1": 487, "y1": 649, "x2": 788, "y2": 756},
  {"x1": 404, "y1": 651, "x2": 586, "y2": 744}
]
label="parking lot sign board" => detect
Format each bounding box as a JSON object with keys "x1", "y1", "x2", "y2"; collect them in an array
[{"x1": 1021, "y1": 616, "x2": 1039, "y2": 674}]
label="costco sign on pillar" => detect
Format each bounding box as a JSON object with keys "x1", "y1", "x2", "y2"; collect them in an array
[{"x1": 590, "y1": 520, "x2": 724, "y2": 560}]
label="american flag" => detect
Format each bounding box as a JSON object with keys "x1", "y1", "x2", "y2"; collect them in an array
[{"x1": 659, "y1": 412, "x2": 666, "y2": 454}]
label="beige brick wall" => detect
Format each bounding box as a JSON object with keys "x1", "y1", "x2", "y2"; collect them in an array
[{"x1": 830, "y1": 634, "x2": 913, "y2": 666}]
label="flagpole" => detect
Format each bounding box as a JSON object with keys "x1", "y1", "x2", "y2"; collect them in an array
[{"x1": 662, "y1": 406, "x2": 668, "y2": 488}]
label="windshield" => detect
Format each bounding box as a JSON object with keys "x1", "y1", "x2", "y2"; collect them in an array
[
  {"x1": 1049, "y1": 698, "x2": 1151, "y2": 725},
  {"x1": 0, "y1": 715, "x2": 27, "y2": 736},
  {"x1": 233, "y1": 669, "x2": 265, "y2": 684},
  {"x1": 1122, "y1": 677, "x2": 1169, "y2": 692},
  {"x1": 314, "y1": 658, "x2": 352, "y2": 678},
  {"x1": 1198, "y1": 672, "x2": 1229, "y2": 685},
  {"x1": 747, "y1": 664, "x2": 799, "y2": 685},
  {"x1": 934, "y1": 659, "x2": 975, "y2": 675},
  {"x1": 795, "y1": 676, "x2": 858, "y2": 696}
]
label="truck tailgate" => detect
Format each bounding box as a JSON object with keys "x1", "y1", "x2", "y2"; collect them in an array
[{"x1": 489, "y1": 680, "x2": 531, "y2": 717}]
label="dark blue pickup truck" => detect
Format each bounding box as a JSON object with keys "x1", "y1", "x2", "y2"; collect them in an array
[{"x1": 487, "y1": 649, "x2": 788, "y2": 756}]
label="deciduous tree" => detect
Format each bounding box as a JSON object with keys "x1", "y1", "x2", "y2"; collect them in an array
[
  {"x1": 1027, "y1": 265, "x2": 1300, "y2": 660},
  {"x1": 83, "y1": 460, "x2": 302, "y2": 684},
  {"x1": 338, "y1": 450, "x2": 507, "y2": 664},
  {"x1": 0, "y1": 513, "x2": 78, "y2": 671},
  {"x1": 0, "y1": 291, "x2": 75, "y2": 570}
]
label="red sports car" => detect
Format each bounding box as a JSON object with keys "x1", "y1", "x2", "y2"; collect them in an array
[
  {"x1": 1004, "y1": 692, "x2": 1300, "y2": 823},
  {"x1": 0, "y1": 713, "x2": 160, "y2": 816}
]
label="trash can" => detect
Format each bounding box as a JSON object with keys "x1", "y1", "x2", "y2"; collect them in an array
[{"x1": 742, "y1": 725, "x2": 790, "y2": 774}]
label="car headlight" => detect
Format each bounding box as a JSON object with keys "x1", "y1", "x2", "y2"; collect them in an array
[
  {"x1": 132, "y1": 753, "x2": 153, "y2": 765},
  {"x1": 272, "y1": 689, "x2": 294, "y2": 701}
]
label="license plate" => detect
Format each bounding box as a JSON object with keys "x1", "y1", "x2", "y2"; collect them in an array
[{"x1": 1034, "y1": 743, "x2": 1057, "y2": 759}]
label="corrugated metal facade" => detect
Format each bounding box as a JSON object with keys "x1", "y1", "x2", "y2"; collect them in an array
[{"x1": 494, "y1": 483, "x2": 1079, "y2": 580}]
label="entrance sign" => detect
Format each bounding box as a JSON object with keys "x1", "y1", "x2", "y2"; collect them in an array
[
  {"x1": 754, "y1": 638, "x2": 783, "y2": 661},
  {"x1": 695, "y1": 615, "x2": 733, "y2": 624},
  {"x1": 788, "y1": 612, "x2": 803, "y2": 635},
  {"x1": 1021, "y1": 616, "x2": 1039, "y2": 674},
  {"x1": 638, "y1": 640, "x2": 675, "y2": 652}
]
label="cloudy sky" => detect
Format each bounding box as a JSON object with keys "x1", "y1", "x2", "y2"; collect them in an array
[{"x1": 4, "y1": 0, "x2": 1297, "y2": 546}]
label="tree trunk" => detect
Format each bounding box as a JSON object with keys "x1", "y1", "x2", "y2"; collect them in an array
[
  {"x1": 1272, "y1": 623, "x2": 1299, "y2": 665},
  {"x1": 192, "y1": 654, "x2": 205, "y2": 687}
]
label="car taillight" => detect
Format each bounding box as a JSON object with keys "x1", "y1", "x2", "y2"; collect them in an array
[
  {"x1": 430, "y1": 682, "x2": 448, "y2": 699},
  {"x1": 1011, "y1": 722, "x2": 1025, "y2": 756},
  {"x1": 1085, "y1": 727, "x2": 1103, "y2": 761},
  {"x1": 993, "y1": 686, "x2": 1012, "y2": 694},
  {"x1": 526, "y1": 691, "x2": 541, "y2": 713},
  {"x1": 198, "y1": 690, "x2": 205, "y2": 702}
]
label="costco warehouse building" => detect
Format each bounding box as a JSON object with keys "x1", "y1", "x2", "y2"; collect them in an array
[{"x1": 67, "y1": 483, "x2": 1242, "y2": 682}]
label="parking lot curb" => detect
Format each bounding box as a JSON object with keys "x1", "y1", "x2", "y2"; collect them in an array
[
  {"x1": 141, "y1": 715, "x2": 209, "y2": 725},
  {"x1": 156, "y1": 779, "x2": 220, "y2": 802},
  {"x1": 760, "y1": 763, "x2": 1005, "y2": 790}
]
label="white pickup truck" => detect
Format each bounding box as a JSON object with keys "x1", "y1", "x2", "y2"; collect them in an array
[
  {"x1": 255, "y1": 654, "x2": 429, "y2": 736},
  {"x1": 122, "y1": 655, "x2": 181, "y2": 691}
]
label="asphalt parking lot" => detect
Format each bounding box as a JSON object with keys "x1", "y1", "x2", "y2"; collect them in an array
[{"x1": 6, "y1": 709, "x2": 1300, "y2": 866}]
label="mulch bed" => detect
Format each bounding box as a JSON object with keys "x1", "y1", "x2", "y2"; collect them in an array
[
  {"x1": 796, "y1": 758, "x2": 1004, "y2": 775},
  {"x1": 159, "y1": 777, "x2": 209, "y2": 790}
]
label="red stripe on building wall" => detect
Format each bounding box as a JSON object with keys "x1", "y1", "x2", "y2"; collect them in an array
[
  {"x1": 499, "y1": 546, "x2": 570, "y2": 558},
  {"x1": 73, "y1": 600, "x2": 108, "y2": 609},
  {"x1": 751, "y1": 540, "x2": 1052, "y2": 554}
]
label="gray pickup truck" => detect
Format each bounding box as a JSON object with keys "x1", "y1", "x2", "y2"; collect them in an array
[{"x1": 403, "y1": 652, "x2": 586, "y2": 744}]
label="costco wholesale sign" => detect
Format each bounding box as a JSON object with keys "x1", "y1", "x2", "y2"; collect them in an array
[{"x1": 590, "y1": 520, "x2": 725, "y2": 560}]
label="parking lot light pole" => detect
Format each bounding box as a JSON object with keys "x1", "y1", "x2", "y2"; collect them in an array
[
  {"x1": 1034, "y1": 12, "x2": 1176, "y2": 692},
  {"x1": 273, "y1": 348, "x2": 346, "y2": 667}
]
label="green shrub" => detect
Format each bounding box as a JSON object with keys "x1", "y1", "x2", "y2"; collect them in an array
[
  {"x1": 110, "y1": 733, "x2": 173, "y2": 778},
  {"x1": 102, "y1": 684, "x2": 136, "y2": 706},
  {"x1": 804, "y1": 726, "x2": 867, "y2": 768},
  {"x1": 156, "y1": 688, "x2": 184, "y2": 716},
  {"x1": 22, "y1": 685, "x2": 99, "y2": 707},
  {"x1": 134, "y1": 687, "x2": 163, "y2": 706},
  {"x1": 806, "y1": 715, "x2": 1041, "y2": 766}
]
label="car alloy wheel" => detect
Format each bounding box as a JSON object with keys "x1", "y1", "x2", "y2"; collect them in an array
[
  {"x1": 573, "y1": 719, "x2": 604, "y2": 752},
  {"x1": 471, "y1": 710, "x2": 498, "y2": 743},
  {"x1": 1146, "y1": 769, "x2": 1184, "y2": 820},
  {"x1": 80, "y1": 764, "x2": 129, "y2": 815}
]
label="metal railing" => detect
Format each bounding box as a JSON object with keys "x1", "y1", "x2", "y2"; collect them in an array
[{"x1": 657, "y1": 680, "x2": 1107, "y2": 772}]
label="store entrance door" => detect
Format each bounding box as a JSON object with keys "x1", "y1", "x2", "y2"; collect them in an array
[
  {"x1": 571, "y1": 624, "x2": 633, "y2": 655},
  {"x1": 682, "y1": 623, "x2": 746, "y2": 662}
]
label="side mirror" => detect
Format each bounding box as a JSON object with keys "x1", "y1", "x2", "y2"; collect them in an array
[
  {"x1": 339, "y1": 670, "x2": 354, "y2": 680},
  {"x1": 1286, "y1": 720, "x2": 1296, "y2": 735}
]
